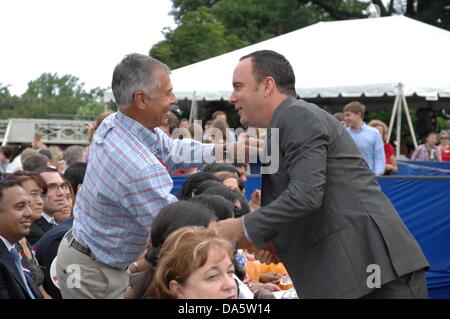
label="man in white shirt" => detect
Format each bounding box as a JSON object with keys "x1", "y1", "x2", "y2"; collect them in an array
[{"x1": 27, "y1": 167, "x2": 66, "y2": 245}]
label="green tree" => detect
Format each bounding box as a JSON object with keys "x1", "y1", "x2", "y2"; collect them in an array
[
  {"x1": 372, "y1": 0, "x2": 449, "y2": 30},
  {"x1": 153, "y1": 0, "x2": 449, "y2": 69},
  {"x1": 154, "y1": 0, "x2": 368, "y2": 68},
  {"x1": 75, "y1": 101, "x2": 106, "y2": 120},
  {"x1": 151, "y1": 6, "x2": 248, "y2": 69},
  {"x1": 0, "y1": 74, "x2": 109, "y2": 120}
]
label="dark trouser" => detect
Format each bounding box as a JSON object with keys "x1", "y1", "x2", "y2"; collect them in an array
[{"x1": 362, "y1": 269, "x2": 428, "y2": 299}]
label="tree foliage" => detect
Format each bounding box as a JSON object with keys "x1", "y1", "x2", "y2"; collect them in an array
[
  {"x1": 151, "y1": 0, "x2": 368, "y2": 68},
  {"x1": 152, "y1": 0, "x2": 449, "y2": 69},
  {"x1": 150, "y1": 6, "x2": 248, "y2": 69},
  {"x1": 372, "y1": 0, "x2": 449, "y2": 30},
  {"x1": 0, "y1": 74, "x2": 110, "y2": 120}
]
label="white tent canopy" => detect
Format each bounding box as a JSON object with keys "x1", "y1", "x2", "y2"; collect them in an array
[{"x1": 171, "y1": 16, "x2": 450, "y2": 101}]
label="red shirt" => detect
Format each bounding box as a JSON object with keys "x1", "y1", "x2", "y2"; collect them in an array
[
  {"x1": 384, "y1": 143, "x2": 395, "y2": 164},
  {"x1": 441, "y1": 146, "x2": 450, "y2": 162}
]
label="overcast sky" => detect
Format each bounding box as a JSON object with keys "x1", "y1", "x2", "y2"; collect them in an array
[{"x1": 0, "y1": 0, "x2": 176, "y2": 96}]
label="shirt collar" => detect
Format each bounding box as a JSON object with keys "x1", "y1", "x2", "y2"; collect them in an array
[
  {"x1": 349, "y1": 122, "x2": 367, "y2": 133},
  {"x1": 42, "y1": 212, "x2": 57, "y2": 225},
  {"x1": 0, "y1": 235, "x2": 15, "y2": 252},
  {"x1": 114, "y1": 111, "x2": 161, "y2": 148}
]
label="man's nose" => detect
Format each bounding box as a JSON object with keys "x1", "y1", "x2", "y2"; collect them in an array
[
  {"x1": 170, "y1": 94, "x2": 177, "y2": 105},
  {"x1": 24, "y1": 204, "x2": 33, "y2": 218},
  {"x1": 229, "y1": 91, "x2": 237, "y2": 105}
]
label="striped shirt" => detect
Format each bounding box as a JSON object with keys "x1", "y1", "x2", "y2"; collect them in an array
[{"x1": 72, "y1": 112, "x2": 215, "y2": 269}]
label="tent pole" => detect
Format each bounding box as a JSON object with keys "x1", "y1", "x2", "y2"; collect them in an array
[
  {"x1": 387, "y1": 89, "x2": 400, "y2": 144},
  {"x1": 400, "y1": 85, "x2": 418, "y2": 150},
  {"x1": 189, "y1": 91, "x2": 198, "y2": 124},
  {"x1": 1, "y1": 119, "x2": 12, "y2": 147},
  {"x1": 396, "y1": 84, "x2": 403, "y2": 159}
]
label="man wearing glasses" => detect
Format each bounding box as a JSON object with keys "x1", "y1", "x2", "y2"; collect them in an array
[{"x1": 27, "y1": 167, "x2": 66, "y2": 245}]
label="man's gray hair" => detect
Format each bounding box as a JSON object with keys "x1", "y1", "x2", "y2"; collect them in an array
[
  {"x1": 112, "y1": 53, "x2": 171, "y2": 108},
  {"x1": 64, "y1": 145, "x2": 85, "y2": 168}
]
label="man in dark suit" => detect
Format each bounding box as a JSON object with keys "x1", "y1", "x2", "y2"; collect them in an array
[
  {"x1": 0, "y1": 179, "x2": 43, "y2": 299},
  {"x1": 218, "y1": 50, "x2": 429, "y2": 298},
  {"x1": 27, "y1": 216, "x2": 54, "y2": 246},
  {"x1": 27, "y1": 167, "x2": 66, "y2": 245}
]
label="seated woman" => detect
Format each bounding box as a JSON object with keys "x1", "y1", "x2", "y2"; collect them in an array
[
  {"x1": 144, "y1": 226, "x2": 238, "y2": 299},
  {"x1": 411, "y1": 132, "x2": 442, "y2": 162},
  {"x1": 369, "y1": 120, "x2": 398, "y2": 175}
]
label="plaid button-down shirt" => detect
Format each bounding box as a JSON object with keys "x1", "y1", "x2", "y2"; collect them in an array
[{"x1": 72, "y1": 112, "x2": 215, "y2": 269}]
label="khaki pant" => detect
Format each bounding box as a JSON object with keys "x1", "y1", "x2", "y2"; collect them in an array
[{"x1": 56, "y1": 233, "x2": 130, "y2": 299}]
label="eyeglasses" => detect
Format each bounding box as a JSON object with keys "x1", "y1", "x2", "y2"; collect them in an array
[
  {"x1": 29, "y1": 191, "x2": 47, "y2": 202},
  {"x1": 440, "y1": 137, "x2": 448, "y2": 140},
  {"x1": 47, "y1": 182, "x2": 69, "y2": 192}
]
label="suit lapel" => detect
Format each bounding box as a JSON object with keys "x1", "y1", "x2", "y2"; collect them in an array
[
  {"x1": 0, "y1": 240, "x2": 34, "y2": 296},
  {"x1": 35, "y1": 216, "x2": 52, "y2": 232}
]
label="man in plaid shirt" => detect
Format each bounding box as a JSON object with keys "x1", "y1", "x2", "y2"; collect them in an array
[{"x1": 56, "y1": 54, "x2": 229, "y2": 298}]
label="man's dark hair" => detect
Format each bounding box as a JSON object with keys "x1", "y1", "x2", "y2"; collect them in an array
[
  {"x1": 38, "y1": 149, "x2": 52, "y2": 161},
  {"x1": 63, "y1": 162, "x2": 87, "y2": 195},
  {"x1": 0, "y1": 179, "x2": 22, "y2": 204},
  {"x1": 177, "y1": 172, "x2": 221, "y2": 200},
  {"x1": 203, "y1": 163, "x2": 239, "y2": 175},
  {"x1": 23, "y1": 154, "x2": 50, "y2": 172},
  {"x1": 189, "y1": 194, "x2": 234, "y2": 220},
  {"x1": 240, "y1": 50, "x2": 296, "y2": 97},
  {"x1": 64, "y1": 145, "x2": 85, "y2": 168},
  {"x1": 34, "y1": 166, "x2": 58, "y2": 174}
]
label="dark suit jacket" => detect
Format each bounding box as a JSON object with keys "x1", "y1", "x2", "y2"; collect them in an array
[
  {"x1": 27, "y1": 216, "x2": 54, "y2": 246},
  {"x1": 0, "y1": 240, "x2": 44, "y2": 299},
  {"x1": 34, "y1": 218, "x2": 73, "y2": 299},
  {"x1": 245, "y1": 96, "x2": 429, "y2": 298}
]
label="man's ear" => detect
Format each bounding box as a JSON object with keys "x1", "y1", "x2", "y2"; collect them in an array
[
  {"x1": 263, "y1": 76, "x2": 276, "y2": 97},
  {"x1": 133, "y1": 91, "x2": 147, "y2": 110},
  {"x1": 169, "y1": 280, "x2": 185, "y2": 298}
]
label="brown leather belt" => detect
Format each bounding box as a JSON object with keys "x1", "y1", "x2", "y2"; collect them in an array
[{"x1": 67, "y1": 229, "x2": 93, "y2": 258}]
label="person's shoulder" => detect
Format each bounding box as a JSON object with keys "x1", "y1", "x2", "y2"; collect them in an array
[
  {"x1": 280, "y1": 98, "x2": 323, "y2": 121},
  {"x1": 363, "y1": 124, "x2": 379, "y2": 133}
]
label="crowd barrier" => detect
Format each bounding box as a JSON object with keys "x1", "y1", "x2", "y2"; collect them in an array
[
  {"x1": 171, "y1": 174, "x2": 450, "y2": 298},
  {"x1": 398, "y1": 161, "x2": 450, "y2": 176}
]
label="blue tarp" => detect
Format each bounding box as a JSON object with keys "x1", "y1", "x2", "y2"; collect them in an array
[
  {"x1": 400, "y1": 161, "x2": 450, "y2": 170},
  {"x1": 171, "y1": 174, "x2": 450, "y2": 298},
  {"x1": 398, "y1": 161, "x2": 450, "y2": 176},
  {"x1": 378, "y1": 176, "x2": 450, "y2": 299}
]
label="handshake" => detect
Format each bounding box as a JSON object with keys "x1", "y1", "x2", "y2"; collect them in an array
[{"x1": 213, "y1": 137, "x2": 262, "y2": 164}]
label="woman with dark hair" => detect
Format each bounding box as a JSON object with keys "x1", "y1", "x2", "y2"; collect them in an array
[
  {"x1": 189, "y1": 194, "x2": 235, "y2": 220},
  {"x1": 191, "y1": 180, "x2": 224, "y2": 197},
  {"x1": 6, "y1": 171, "x2": 51, "y2": 298},
  {"x1": 131, "y1": 201, "x2": 217, "y2": 298},
  {"x1": 177, "y1": 172, "x2": 220, "y2": 199},
  {"x1": 202, "y1": 186, "x2": 250, "y2": 218}
]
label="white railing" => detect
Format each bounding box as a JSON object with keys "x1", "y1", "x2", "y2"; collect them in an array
[{"x1": 0, "y1": 118, "x2": 90, "y2": 145}]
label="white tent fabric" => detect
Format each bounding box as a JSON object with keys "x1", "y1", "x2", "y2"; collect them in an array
[{"x1": 171, "y1": 16, "x2": 450, "y2": 101}]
